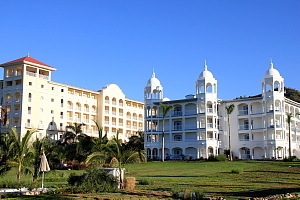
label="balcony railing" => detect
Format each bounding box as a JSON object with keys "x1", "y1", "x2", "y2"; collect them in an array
[
  {"x1": 239, "y1": 125, "x2": 249, "y2": 130},
  {"x1": 238, "y1": 110, "x2": 248, "y2": 115},
  {"x1": 207, "y1": 108, "x2": 213, "y2": 113},
  {"x1": 207, "y1": 123, "x2": 213, "y2": 128},
  {"x1": 185, "y1": 124, "x2": 197, "y2": 130},
  {"x1": 251, "y1": 109, "x2": 263, "y2": 114},
  {"x1": 251, "y1": 123, "x2": 264, "y2": 129},
  {"x1": 185, "y1": 110, "x2": 197, "y2": 115},
  {"x1": 26, "y1": 71, "x2": 36, "y2": 77},
  {"x1": 172, "y1": 111, "x2": 182, "y2": 116},
  {"x1": 39, "y1": 74, "x2": 49, "y2": 80},
  {"x1": 173, "y1": 125, "x2": 182, "y2": 131},
  {"x1": 267, "y1": 123, "x2": 281, "y2": 128}
]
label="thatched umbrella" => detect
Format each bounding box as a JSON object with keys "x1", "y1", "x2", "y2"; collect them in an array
[{"x1": 39, "y1": 152, "x2": 50, "y2": 189}]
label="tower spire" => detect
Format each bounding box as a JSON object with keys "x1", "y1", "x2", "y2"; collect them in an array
[
  {"x1": 204, "y1": 60, "x2": 208, "y2": 71},
  {"x1": 152, "y1": 68, "x2": 155, "y2": 78},
  {"x1": 27, "y1": 52, "x2": 30, "y2": 57},
  {"x1": 270, "y1": 58, "x2": 273, "y2": 69}
]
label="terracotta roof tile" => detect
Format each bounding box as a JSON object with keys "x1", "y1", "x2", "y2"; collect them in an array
[{"x1": 0, "y1": 56, "x2": 54, "y2": 68}]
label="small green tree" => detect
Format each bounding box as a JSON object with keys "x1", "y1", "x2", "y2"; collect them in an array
[
  {"x1": 8, "y1": 127, "x2": 37, "y2": 183},
  {"x1": 86, "y1": 132, "x2": 145, "y2": 188},
  {"x1": 225, "y1": 104, "x2": 235, "y2": 161}
]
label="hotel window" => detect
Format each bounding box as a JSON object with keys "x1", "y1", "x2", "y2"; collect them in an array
[
  {"x1": 51, "y1": 98, "x2": 54, "y2": 102},
  {"x1": 29, "y1": 82, "x2": 32, "y2": 86},
  {"x1": 61, "y1": 89, "x2": 64, "y2": 92},
  {"x1": 28, "y1": 107, "x2": 31, "y2": 114},
  {"x1": 41, "y1": 84, "x2": 44, "y2": 88}
]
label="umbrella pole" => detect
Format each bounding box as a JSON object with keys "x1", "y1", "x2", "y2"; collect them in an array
[{"x1": 42, "y1": 171, "x2": 44, "y2": 189}]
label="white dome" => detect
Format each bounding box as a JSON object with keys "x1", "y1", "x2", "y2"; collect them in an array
[
  {"x1": 146, "y1": 72, "x2": 161, "y2": 88},
  {"x1": 264, "y1": 62, "x2": 281, "y2": 77},
  {"x1": 198, "y1": 62, "x2": 214, "y2": 79},
  {"x1": 199, "y1": 70, "x2": 214, "y2": 79}
]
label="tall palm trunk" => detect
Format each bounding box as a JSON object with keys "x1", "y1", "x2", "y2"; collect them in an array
[
  {"x1": 162, "y1": 119, "x2": 165, "y2": 162},
  {"x1": 228, "y1": 114, "x2": 232, "y2": 161}
]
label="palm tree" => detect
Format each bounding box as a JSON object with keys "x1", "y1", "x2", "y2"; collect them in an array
[
  {"x1": 159, "y1": 102, "x2": 174, "y2": 162},
  {"x1": 8, "y1": 127, "x2": 37, "y2": 183},
  {"x1": 126, "y1": 131, "x2": 146, "y2": 162},
  {"x1": 286, "y1": 112, "x2": 293, "y2": 158},
  {"x1": 225, "y1": 104, "x2": 235, "y2": 161},
  {"x1": 86, "y1": 131, "x2": 145, "y2": 188},
  {"x1": 64, "y1": 122, "x2": 85, "y2": 144},
  {"x1": 0, "y1": 132, "x2": 12, "y2": 176}
]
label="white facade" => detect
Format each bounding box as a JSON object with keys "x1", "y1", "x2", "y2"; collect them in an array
[
  {"x1": 144, "y1": 62, "x2": 300, "y2": 159},
  {"x1": 0, "y1": 56, "x2": 144, "y2": 142}
]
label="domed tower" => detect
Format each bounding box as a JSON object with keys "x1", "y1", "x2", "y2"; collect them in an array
[
  {"x1": 144, "y1": 70, "x2": 163, "y2": 101},
  {"x1": 195, "y1": 61, "x2": 219, "y2": 156},
  {"x1": 261, "y1": 61, "x2": 284, "y2": 111},
  {"x1": 261, "y1": 61, "x2": 285, "y2": 148}
]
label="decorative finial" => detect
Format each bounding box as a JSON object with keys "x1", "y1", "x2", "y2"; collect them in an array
[
  {"x1": 27, "y1": 52, "x2": 30, "y2": 57},
  {"x1": 152, "y1": 68, "x2": 155, "y2": 78},
  {"x1": 270, "y1": 58, "x2": 273, "y2": 69},
  {"x1": 204, "y1": 60, "x2": 207, "y2": 71}
]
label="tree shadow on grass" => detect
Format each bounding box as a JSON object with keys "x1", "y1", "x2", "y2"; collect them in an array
[
  {"x1": 207, "y1": 187, "x2": 300, "y2": 199},
  {"x1": 145, "y1": 175, "x2": 207, "y2": 178}
]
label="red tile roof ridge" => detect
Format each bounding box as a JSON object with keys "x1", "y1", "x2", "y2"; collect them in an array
[{"x1": 0, "y1": 56, "x2": 54, "y2": 69}]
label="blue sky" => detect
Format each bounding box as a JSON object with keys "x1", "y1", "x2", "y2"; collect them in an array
[{"x1": 0, "y1": 1, "x2": 299, "y2": 102}]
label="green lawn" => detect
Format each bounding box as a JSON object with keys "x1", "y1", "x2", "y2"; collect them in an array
[{"x1": 1, "y1": 160, "x2": 300, "y2": 199}]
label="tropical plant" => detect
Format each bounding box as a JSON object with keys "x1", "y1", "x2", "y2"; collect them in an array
[
  {"x1": 225, "y1": 104, "x2": 235, "y2": 161},
  {"x1": 286, "y1": 112, "x2": 293, "y2": 158},
  {"x1": 68, "y1": 167, "x2": 118, "y2": 192},
  {"x1": 63, "y1": 122, "x2": 85, "y2": 144},
  {"x1": 86, "y1": 132, "x2": 145, "y2": 188},
  {"x1": 0, "y1": 132, "x2": 12, "y2": 176},
  {"x1": 159, "y1": 102, "x2": 174, "y2": 162},
  {"x1": 7, "y1": 127, "x2": 37, "y2": 183},
  {"x1": 125, "y1": 131, "x2": 146, "y2": 162}
]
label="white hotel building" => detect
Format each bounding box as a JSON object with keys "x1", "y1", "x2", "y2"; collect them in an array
[
  {"x1": 144, "y1": 62, "x2": 300, "y2": 159},
  {"x1": 0, "y1": 56, "x2": 144, "y2": 142}
]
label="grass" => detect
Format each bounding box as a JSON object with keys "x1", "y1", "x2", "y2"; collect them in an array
[{"x1": 1, "y1": 160, "x2": 300, "y2": 199}]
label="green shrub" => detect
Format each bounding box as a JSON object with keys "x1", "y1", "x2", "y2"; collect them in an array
[
  {"x1": 283, "y1": 156, "x2": 299, "y2": 162},
  {"x1": 207, "y1": 155, "x2": 216, "y2": 161},
  {"x1": 67, "y1": 168, "x2": 118, "y2": 193},
  {"x1": 138, "y1": 178, "x2": 154, "y2": 185},
  {"x1": 215, "y1": 154, "x2": 227, "y2": 161},
  {"x1": 231, "y1": 168, "x2": 243, "y2": 174}
]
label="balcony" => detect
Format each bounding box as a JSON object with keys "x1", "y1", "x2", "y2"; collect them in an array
[
  {"x1": 172, "y1": 111, "x2": 182, "y2": 117},
  {"x1": 173, "y1": 125, "x2": 182, "y2": 131},
  {"x1": 251, "y1": 123, "x2": 264, "y2": 129},
  {"x1": 207, "y1": 123, "x2": 213, "y2": 128},
  {"x1": 185, "y1": 124, "x2": 197, "y2": 130},
  {"x1": 185, "y1": 109, "x2": 197, "y2": 115},
  {"x1": 38, "y1": 124, "x2": 45, "y2": 129},
  {"x1": 39, "y1": 74, "x2": 49, "y2": 80},
  {"x1": 267, "y1": 122, "x2": 281, "y2": 128},
  {"x1": 26, "y1": 71, "x2": 36, "y2": 77},
  {"x1": 207, "y1": 108, "x2": 213, "y2": 113},
  {"x1": 238, "y1": 110, "x2": 248, "y2": 115},
  {"x1": 239, "y1": 125, "x2": 249, "y2": 130},
  {"x1": 25, "y1": 123, "x2": 33, "y2": 128},
  {"x1": 251, "y1": 109, "x2": 263, "y2": 115}
]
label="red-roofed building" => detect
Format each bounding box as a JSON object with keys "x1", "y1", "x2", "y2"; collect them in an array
[{"x1": 0, "y1": 56, "x2": 144, "y2": 142}]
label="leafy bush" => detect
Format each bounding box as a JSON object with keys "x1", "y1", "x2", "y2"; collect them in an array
[
  {"x1": 138, "y1": 178, "x2": 154, "y2": 185},
  {"x1": 231, "y1": 168, "x2": 243, "y2": 174},
  {"x1": 67, "y1": 168, "x2": 118, "y2": 193},
  {"x1": 215, "y1": 154, "x2": 227, "y2": 161},
  {"x1": 208, "y1": 155, "x2": 216, "y2": 161},
  {"x1": 283, "y1": 156, "x2": 299, "y2": 162}
]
